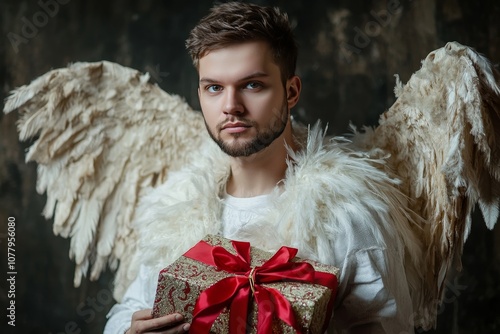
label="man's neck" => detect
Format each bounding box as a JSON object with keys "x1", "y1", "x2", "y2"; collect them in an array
[{"x1": 226, "y1": 125, "x2": 297, "y2": 198}]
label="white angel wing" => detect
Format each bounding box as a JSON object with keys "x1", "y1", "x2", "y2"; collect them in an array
[
  {"x1": 354, "y1": 41, "x2": 500, "y2": 329},
  {"x1": 3, "y1": 61, "x2": 208, "y2": 299}
]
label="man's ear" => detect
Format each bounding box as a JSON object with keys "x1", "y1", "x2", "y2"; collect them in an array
[{"x1": 286, "y1": 76, "x2": 301, "y2": 109}]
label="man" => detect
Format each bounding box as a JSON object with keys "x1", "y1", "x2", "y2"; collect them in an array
[{"x1": 105, "y1": 2, "x2": 417, "y2": 333}]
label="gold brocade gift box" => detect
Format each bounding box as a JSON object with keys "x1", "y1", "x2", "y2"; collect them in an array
[{"x1": 152, "y1": 234, "x2": 339, "y2": 333}]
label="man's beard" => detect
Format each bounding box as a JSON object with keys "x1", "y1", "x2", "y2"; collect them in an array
[{"x1": 205, "y1": 101, "x2": 289, "y2": 157}]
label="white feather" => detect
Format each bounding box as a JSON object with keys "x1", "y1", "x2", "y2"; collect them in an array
[
  {"x1": 353, "y1": 41, "x2": 500, "y2": 329},
  {"x1": 3, "y1": 61, "x2": 208, "y2": 291}
]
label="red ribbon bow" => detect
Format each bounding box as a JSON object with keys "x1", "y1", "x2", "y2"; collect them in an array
[{"x1": 184, "y1": 239, "x2": 337, "y2": 334}]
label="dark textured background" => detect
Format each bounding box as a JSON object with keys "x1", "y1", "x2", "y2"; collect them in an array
[{"x1": 1, "y1": 0, "x2": 499, "y2": 333}]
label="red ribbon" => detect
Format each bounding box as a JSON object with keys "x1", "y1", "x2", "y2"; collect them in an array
[{"x1": 183, "y1": 239, "x2": 337, "y2": 334}]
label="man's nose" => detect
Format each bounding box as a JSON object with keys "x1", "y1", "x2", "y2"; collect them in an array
[{"x1": 222, "y1": 88, "x2": 244, "y2": 115}]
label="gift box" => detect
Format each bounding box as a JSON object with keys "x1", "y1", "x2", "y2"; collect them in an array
[{"x1": 152, "y1": 234, "x2": 339, "y2": 333}]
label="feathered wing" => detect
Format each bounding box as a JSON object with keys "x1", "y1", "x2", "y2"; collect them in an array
[
  {"x1": 3, "y1": 61, "x2": 208, "y2": 300},
  {"x1": 354, "y1": 41, "x2": 500, "y2": 329}
]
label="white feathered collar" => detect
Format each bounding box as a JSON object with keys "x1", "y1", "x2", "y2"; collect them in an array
[{"x1": 132, "y1": 123, "x2": 421, "y2": 278}]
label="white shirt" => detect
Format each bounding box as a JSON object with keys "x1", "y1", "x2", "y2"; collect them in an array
[
  {"x1": 221, "y1": 192, "x2": 274, "y2": 239},
  {"x1": 104, "y1": 193, "x2": 414, "y2": 333}
]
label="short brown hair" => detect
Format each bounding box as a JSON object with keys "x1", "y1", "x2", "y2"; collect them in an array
[{"x1": 186, "y1": 2, "x2": 298, "y2": 82}]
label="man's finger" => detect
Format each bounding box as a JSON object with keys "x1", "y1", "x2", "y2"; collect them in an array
[
  {"x1": 131, "y1": 309, "x2": 154, "y2": 321},
  {"x1": 148, "y1": 313, "x2": 186, "y2": 330},
  {"x1": 163, "y1": 322, "x2": 191, "y2": 334}
]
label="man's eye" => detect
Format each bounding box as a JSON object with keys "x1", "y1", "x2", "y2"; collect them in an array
[
  {"x1": 246, "y1": 82, "x2": 262, "y2": 90},
  {"x1": 207, "y1": 85, "x2": 222, "y2": 93}
]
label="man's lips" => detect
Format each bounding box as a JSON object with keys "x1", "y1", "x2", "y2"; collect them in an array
[{"x1": 221, "y1": 122, "x2": 251, "y2": 133}]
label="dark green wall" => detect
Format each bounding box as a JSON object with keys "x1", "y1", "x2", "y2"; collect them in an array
[{"x1": 1, "y1": 0, "x2": 499, "y2": 333}]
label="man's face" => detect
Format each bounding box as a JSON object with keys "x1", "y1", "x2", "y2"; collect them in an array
[{"x1": 198, "y1": 41, "x2": 292, "y2": 157}]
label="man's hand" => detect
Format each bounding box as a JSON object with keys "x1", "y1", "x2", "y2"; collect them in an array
[{"x1": 125, "y1": 309, "x2": 190, "y2": 333}]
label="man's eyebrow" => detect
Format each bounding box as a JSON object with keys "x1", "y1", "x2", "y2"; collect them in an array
[{"x1": 199, "y1": 72, "x2": 269, "y2": 84}]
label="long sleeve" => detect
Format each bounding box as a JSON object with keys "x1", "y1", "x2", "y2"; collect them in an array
[
  {"x1": 331, "y1": 248, "x2": 414, "y2": 334},
  {"x1": 104, "y1": 265, "x2": 157, "y2": 334},
  {"x1": 329, "y1": 212, "x2": 414, "y2": 334}
]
